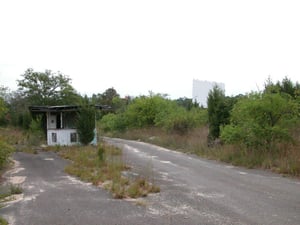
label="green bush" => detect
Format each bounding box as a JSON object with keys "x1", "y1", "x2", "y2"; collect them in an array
[
  {"x1": 0, "y1": 216, "x2": 8, "y2": 225},
  {"x1": 207, "y1": 86, "x2": 231, "y2": 141},
  {"x1": 100, "y1": 113, "x2": 127, "y2": 132},
  {"x1": 0, "y1": 140, "x2": 13, "y2": 169},
  {"x1": 76, "y1": 104, "x2": 96, "y2": 145},
  {"x1": 99, "y1": 93, "x2": 207, "y2": 135},
  {"x1": 221, "y1": 93, "x2": 299, "y2": 151},
  {"x1": 27, "y1": 116, "x2": 45, "y2": 145},
  {"x1": 98, "y1": 144, "x2": 105, "y2": 162},
  {"x1": 156, "y1": 108, "x2": 191, "y2": 135}
]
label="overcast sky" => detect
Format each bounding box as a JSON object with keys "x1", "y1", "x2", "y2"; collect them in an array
[{"x1": 1, "y1": 0, "x2": 300, "y2": 99}]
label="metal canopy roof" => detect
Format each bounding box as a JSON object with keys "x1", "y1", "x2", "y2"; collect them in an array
[{"x1": 29, "y1": 105, "x2": 111, "y2": 112}]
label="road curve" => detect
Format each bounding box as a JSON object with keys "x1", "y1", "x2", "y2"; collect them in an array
[{"x1": 104, "y1": 137, "x2": 300, "y2": 225}]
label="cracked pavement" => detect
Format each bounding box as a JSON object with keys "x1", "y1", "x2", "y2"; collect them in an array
[{"x1": 1, "y1": 138, "x2": 300, "y2": 225}]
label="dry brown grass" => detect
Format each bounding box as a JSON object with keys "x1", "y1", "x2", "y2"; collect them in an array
[
  {"x1": 0, "y1": 127, "x2": 26, "y2": 145},
  {"x1": 116, "y1": 127, "x2": 209, "y2": 154},
  {"x1": 113, "y1": 126, "x2": 300, "y2": 176},
  {"x1": 49, "y1": 143, "x2": 160, "y2": 199}
]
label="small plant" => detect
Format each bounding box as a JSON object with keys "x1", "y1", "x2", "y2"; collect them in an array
[
  {"x1": 0, "y1": 139, "x2": 13, "y2": 169},
  {"x1": 9, "y1": 184, "x2": 23, "y2": 195},
  {"x1": 0, "y1": 216, "x2": 8, "y2": 225},
  {"x1": 27, "y1": 116, "x2": 45, "y2": 146},
  {"x1": 53, "y1": 144, "x2": 160, "y2": 199},
  {"x1": 127, "y1": 181, "x2": 140, "y2": 198},
  {"x1": 98, "y1": 144, "x2": 105, "y2": 162}
]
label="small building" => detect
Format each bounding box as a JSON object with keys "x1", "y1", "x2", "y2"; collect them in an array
[{"x1": 29, "y1": 105, "x2": 109, "y2": 146}]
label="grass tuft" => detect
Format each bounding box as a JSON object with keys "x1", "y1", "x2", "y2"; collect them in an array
[
  {"x1": 0, "y1": 216, "x2": 8, "y2": 225},
  {"x1": 48, "y1": 143, "x2": 160, "y2": 199}
]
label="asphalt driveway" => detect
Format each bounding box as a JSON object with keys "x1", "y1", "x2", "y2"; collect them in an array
[
  {"x1": 0, "y1": 151, "x2": 165, "y2": 225},
  {"x1": 1, "y1": 138, "x2": 300, "y2": 225}
]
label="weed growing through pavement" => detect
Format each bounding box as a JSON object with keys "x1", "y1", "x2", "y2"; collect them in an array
[
  {"x1": 0, "y1": 184, "x2": 23, "y2": 209},
  {"x1": 52, "y1": 143, "x2": 160, "y2": 199},
  {"x1": 0, "y1": 185, "x2": 23, "y2": 200},
  {"x1": 0, "y1": 216, "x2": 8, "y2": 225}
]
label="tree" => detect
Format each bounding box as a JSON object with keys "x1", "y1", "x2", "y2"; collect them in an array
[
  {"x1": 207, "y1": 86, "x2": 230, "y2": 141},
  {"x1": 76, "y1": 97, "x2": 96, "y2": 145},
  {"x1": 92, "y1": 88, "x2": 120, "y2": 106},
  {"x1": 101, "y1": 87, "x2": 119, "y2": 105},
  {"x1": 17, "y1": 68, "x2": 80, "y2": 106},
  {"x1": 7, "y1": 90, "x2": 32, "y2": 128},
  {"x1": 0, "y1": 97, "x2": 7, "y2": 125},
  {"x1": 0, "y1": 140, "x2": 13, "y2": 169},
  {"x1": 0, "y1": 86, "x2": 10, "y2": 125},
  {"x1": 175, "y1": 97, "x2": 198, "y2": 110},
  {"x1": 264, "y1": 76, "x2": 300, "y2": 99}
]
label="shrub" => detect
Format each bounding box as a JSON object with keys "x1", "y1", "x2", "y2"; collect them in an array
[
  {"x1": 0, "y1": 216, "x2": 8, "y2": 225},
  {"x1": 100, "y1": 113, "x2": 127, "y2": 132},
  {"x1": 98, "y1": 144, "x2": 105, "y2": 162},
  {"x1": 76, "y1": 104, "x2": 96, "y2": 145},
  {"x1": 27, "y1": 116, "x2": 45, "y2": 145},
  {"x1": 0, "y1": 140, "x2": 13, "y2": 169},
  {"x1": 221, "y1": 93, "x2": 299, "y2": 151},
  {"x1": 207, "y1": 86, "x2": 231, "y2": 141}
]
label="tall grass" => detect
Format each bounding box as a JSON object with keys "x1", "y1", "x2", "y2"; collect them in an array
[
  {"x1": 0, "y1": 217, "x2": 8, "y2": 225},
  {"x1": 113, "y1": 126, "x2": 300, "y2": 176},
  {"x1": 54, "y1": 143, "x2": 160, "y2": 198},
  {"x1": 0, "y1": 127, "x2": 26, "y2": 145}
]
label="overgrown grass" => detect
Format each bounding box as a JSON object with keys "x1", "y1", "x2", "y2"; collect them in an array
[
  {"x1": 0, "y1": 217, "x2": 8, "y2": 225},
  {"x1": 49, "y1": 143, "x2": 160, "y2": 199},
  {"x1": 111, "y1": 126, "x2": 300, "y2": 176},
  {"x1": 0, "y1": 185, "x2": 23, "y2": 199},
  {"x1": 0, "y1": 184, "x2": 23, "y2": 208},
  {"x1": 0, "y1": 126, "x2": 43, "y2": 153},
  {"x1": 0, "y1": 127, "x2": 26, "y2": 146}
]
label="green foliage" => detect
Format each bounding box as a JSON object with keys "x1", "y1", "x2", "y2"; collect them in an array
[
  {"x1": 0, "y1": 140, "x2": 13, "y2": 169},
  {"x1": 0, "y1": 98, "x2": 7, "y2": 118},
  {"x1": 100, "y1": 93, "x2": 206, "y2": 135},
  {"x1": 0, "y1": 97, "x2": 8, "y2": 126},
  {"x1": 29, "y1": 116, "x2": 43, "y2": 134},
  {"x1": 207, "y1": 86, "x2": 231, "y2": 140},
  {"x1": 264, "y1": 76, "x2": 300, "y2": 99},
  {"x1": 9, "y1": 184, "x2": 23, "y2": 195},
  {"x1": 175, "y1": 97, "x2": 198, "y2": 110},
  {"x1": 221, "y1": 93, "x2": 299, "y2": 151},
  {"x1": 0, "y1": 216, "x2": 8, "y2": 225},
  {"x1": 100, "y1": 87, "x2": 120, "y2": 106},
  {"x1": 156, "y1": 106, "x2": 207, "y2": 135},
  {"x1": 76, "y1": 101, "x2": 96, "y2": 145},
  {"x1": 125, "y1": 94, "x2": 166, "y2": 127},
  {"x1": 3, "y1": 90, "x2": 30, "y2": 128},
  {"x1": 56, "y1": 144, "x2": 159, "y2": 198},
  {"x1": 17, "y1": 68, "x2": 80, "y2": 106},
  {"x1": 19, "y1": 112, "x2": 32, "y2": 130},
  {"x1": 100, "y1": 113, "x2": 127, "y2": 132},
  {"x1": 98, "y1": 144, "x2": 105, "y2": 162},
  {"x1": 91, "y1": 88, "x2": 121, "y2": 119},
  {"x1": 161, "y1": 110, "x2": 192, "y2": 135},
  {"x1": 27, "y1": 116, "x2": 45, "y2": 145}
]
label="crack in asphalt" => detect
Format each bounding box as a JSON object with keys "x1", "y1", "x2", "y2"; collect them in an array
[{"x1": 1, "y1": 139, "x2": 300, "y2": 225}]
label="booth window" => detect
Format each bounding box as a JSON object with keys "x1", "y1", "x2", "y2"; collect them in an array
[
  {"x1": 70, "y1": 133, "x2": 77, "y2": 143},
  {"x1": 52, "y1": 133, "x2": 57, "y2": 143}
]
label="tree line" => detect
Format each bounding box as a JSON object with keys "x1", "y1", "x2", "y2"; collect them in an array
[
  {"x1": 1, "y1": 68, "x2": 300, "y2": 156},
  {"x1": 207, "y1": 77, "x2": 300, "y2": 158}
]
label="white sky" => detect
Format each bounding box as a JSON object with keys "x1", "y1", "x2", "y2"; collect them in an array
[{"x1": 1, "y1": 0, "x2": 300, "y2": 99}]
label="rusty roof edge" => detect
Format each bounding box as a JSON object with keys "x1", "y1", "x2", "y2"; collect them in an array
[{"x1": 29, "y1": 105, "x2": 112, "y2": 112}]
